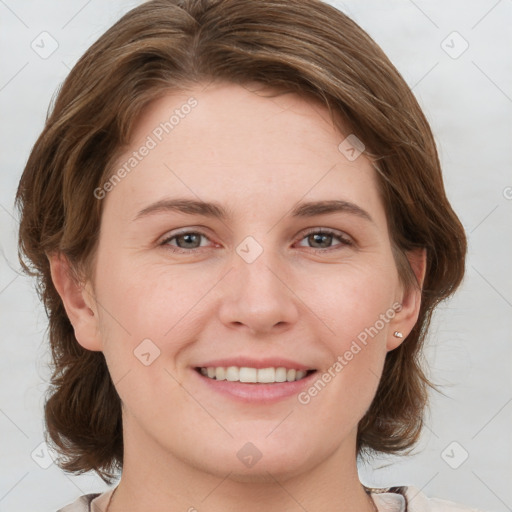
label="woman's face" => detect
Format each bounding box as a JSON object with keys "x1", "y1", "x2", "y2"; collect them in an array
[{"x1": 74, "y1": 81, "x2": 421, "y2": 481}]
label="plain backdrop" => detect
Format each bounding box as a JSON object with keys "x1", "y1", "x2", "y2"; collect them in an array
[{"x1": 1, "y1": 1, "x2": 511, "y2": 511}]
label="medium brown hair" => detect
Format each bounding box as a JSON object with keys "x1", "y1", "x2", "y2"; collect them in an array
[{"x1": 16, "y1": 0, "x2": 466, "y2": 483}]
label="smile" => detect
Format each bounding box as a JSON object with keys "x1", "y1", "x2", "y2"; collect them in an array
[{"x1": 196, "y1": 366, "x2": 316, "y2": 383}]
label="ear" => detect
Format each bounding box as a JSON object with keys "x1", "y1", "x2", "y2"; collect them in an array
[
  {"x1": 387, "y1": 247, "x2": 427, "y2": 351},
  {"x1": 48, "y1": 252, "x2": 102, "y2": 351}
]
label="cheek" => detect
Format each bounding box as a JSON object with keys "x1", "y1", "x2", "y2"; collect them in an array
[
  {"x1": 93, "y1": 256, "x2": 215, "y2": 375},
  {"x1": 298, "y1": 268, "x2": 395, "y2": 426},
  {"x1": 94, "y1": 254, "x2": 198, "y2": 333},
  {"x1": 301, "y1": 261, "x2": 398, "y2": 404},
  {"x1": 313, "y1": 260, "x2": 399, "y2": 345},
  {"x1": 93, "y1": 266, "x2": 192, "y2": 420}
]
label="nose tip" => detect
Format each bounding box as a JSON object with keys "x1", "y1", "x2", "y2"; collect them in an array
[{"x1": 218, "y1": 254, "x2": 300, "y2": 335}]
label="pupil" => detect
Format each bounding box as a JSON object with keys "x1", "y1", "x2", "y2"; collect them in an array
[
  {"x1": 179, "y1": 233, "x2": 199, "y2": 248},
  {"x1": 311, "y1": 233, "x2": 331, "y2": 248}
]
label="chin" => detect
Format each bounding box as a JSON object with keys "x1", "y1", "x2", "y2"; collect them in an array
[
  {"x1": 191, "y1": 443, "x2": 318, "y2": 483},
  {"x1": 205, "y1": 459, "x2": 309, "y2": 484}
]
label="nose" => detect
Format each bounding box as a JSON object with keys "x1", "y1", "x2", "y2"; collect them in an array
[{"x1": 217, "y1": 245, "x2": 300, "y2": 336}]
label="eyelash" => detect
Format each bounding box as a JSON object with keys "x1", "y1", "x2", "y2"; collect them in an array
[{"x1": 159, "y1": 228, "x2": 353, "y2": 254}]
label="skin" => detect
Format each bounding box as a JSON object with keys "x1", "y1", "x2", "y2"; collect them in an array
[{"x1": 50, "y1": 81, "x2": 426, "y2": 512}]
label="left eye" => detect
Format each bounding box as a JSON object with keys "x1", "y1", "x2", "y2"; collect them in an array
[
  {"x1": 161, "y1": 231, "x2": 211, "y2": 251},
  {"x1": 296, "y1": 229, "x2": 352, "y2": 251},
  {"x1": 160, "y1": 229, "x2": 352, "y2": 253}
]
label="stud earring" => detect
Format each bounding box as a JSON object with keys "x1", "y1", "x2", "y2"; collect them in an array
[{"x1": 393, "y1": 331, "x2": 403, "y2": 338}]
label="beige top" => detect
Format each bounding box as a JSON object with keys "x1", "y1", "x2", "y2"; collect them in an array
[{"x1": 57, "y1": 485, "x2": 489, "y2": 512}]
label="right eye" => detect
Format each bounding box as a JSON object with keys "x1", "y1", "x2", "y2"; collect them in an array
[{"x1": 160, "y1": 230, "x2": 214, "y2": 253}]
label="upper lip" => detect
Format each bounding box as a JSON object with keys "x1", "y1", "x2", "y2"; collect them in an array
[{"x1": 193, "y1": 357, "x2": 315, "y2": 371}]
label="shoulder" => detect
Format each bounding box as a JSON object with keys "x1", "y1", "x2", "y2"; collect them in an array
[
  {"x1": 402, "y1": 485, "x2": 490, "y2": 512},
  {"x1": 57, "y1": 493, "x2": 100, "y2": 512},
  {"x1": 57, "y1": 488, "x2": 114, "y2": 512},
  {"x1": 369, "y1": 485, "x2": 491, "y2": 512}
]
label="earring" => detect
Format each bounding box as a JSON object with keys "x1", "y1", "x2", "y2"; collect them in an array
[{"x1": 393, "y1": 331, "x2": 403, "y2": 338}]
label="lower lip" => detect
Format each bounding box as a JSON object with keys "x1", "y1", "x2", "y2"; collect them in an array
[{"x1": 192, "y1": 368, "x2": 318, "y2": 404}]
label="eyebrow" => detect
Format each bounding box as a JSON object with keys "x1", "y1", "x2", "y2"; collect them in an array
[{"x1": 133, "y1": 198, "x2": 374, "y2": 223}]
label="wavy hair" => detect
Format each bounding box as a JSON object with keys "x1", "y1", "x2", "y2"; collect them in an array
[{"x1": 16, "y1": 0, "x2": 466, "y2": 483}]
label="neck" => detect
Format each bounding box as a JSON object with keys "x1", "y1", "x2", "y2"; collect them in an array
[{"x1": 108, "y1": 421, "x2": 377, "y2": 512}]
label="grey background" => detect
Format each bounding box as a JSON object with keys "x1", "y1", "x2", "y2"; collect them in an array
[{"x1": 1, "y1": 0, "x2": 511, "y2": 511}]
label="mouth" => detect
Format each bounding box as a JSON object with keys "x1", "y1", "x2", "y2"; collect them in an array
[{"x1": 194, "y1": 366, "x2": 317, "y2": 384}]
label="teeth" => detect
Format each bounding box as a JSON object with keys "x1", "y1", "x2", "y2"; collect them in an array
[
  {"x1": 258, "y1": 367, "x2": 276, "y2": 383},
  {"x1": 239, "y1": 367, "x2": 257, "y2": 382},
  {"x1": 275, "y1": 367, "x2": 287, "y2": 382},
  {"x1": 226, "y1": 366, "x2": 238, "y2": 381},
  {"x1": 198, "y1": 366, "x2": 311, "y2": 383}
]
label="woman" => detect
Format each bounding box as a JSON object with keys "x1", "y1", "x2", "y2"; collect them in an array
[{"x1": 16, "y1": 0, "x2": 484, "y2": 511}]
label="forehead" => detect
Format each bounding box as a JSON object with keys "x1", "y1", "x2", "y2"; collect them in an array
[{"x1": 103, "y1": 81, "x2": 386, "y2": 227}]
